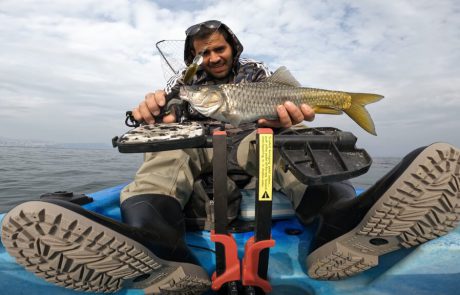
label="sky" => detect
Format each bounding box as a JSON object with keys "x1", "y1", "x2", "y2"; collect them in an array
[{"x1": 0, "y1": 0, "x2": 459, "y2": 157}]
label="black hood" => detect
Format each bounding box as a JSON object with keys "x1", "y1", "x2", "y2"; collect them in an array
[{"x1": 183, "y1": 22, "x2": 244, "y2": 67}]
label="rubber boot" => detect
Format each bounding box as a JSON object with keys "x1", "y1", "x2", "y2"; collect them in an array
[
  {"x1": 1, "y1": 195, "x2": 211, "y2": 294},
  {"x1": 295, "y1": 180, "x2": 357, "y2": 225},
  {"x1": 120, "y1": 194, "x2": 200, "y2": 266},
  {"x1": 306, "y1": 142, "x2": 460, "y2": 280}
]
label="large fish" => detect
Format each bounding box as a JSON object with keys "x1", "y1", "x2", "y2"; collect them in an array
[{"x1": 179, "y1": 66, "x2": 383, "y2": 135}]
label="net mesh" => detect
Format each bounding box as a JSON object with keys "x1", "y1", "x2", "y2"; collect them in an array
[{"x1": 155, "y1": 40, "x2": 186, "y2": 81}]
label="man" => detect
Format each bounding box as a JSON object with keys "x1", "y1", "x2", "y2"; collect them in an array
[
  {"x1": 2, "y1": 20, "x2": 459, "y2": 294},
  {"x1": 123, "y1": 21, "x2": 315, "y2": 226}
]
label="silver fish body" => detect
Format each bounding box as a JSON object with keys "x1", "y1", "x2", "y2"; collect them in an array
[
  {"x1": 179, "y1": 67, "x2": 383, "y2": 135},
  {"x1": 219, "y1": 82, "x2": 352, "y2": 121}
]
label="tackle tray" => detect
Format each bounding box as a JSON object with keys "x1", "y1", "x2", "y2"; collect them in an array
[
  {"x1": 112, "y1": 121, "x2": 207, "y2": 153},
  {"x1": 275, "y1": 127, "x2": 372, "y2": 185},
  {"x1": 113, "y1": 124, "x2": 372, "y2": 184}
]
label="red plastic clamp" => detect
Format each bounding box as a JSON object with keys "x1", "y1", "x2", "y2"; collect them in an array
[
  {"x1": 210, "y1": 230, "x2": 241, "y2": 291},
  {"x1": 241, "y1": 236, "x2": 276, "y2": 293}
]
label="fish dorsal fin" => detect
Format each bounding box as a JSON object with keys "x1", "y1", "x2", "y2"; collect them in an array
[{"x1": 265, "y1": 66, "x2": 301, "y2": 87}]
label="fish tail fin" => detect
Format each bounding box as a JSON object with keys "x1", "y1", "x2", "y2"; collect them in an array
[{"x1": 344, "y1": 93, "x2": 383, "y2": 135}]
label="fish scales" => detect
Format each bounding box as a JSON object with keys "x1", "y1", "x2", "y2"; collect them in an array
[
  {"x1": 221, "y1": 83, "x2": 351, "y2": 122},
  {"x1": 179, "y1": 66, "x2": 383, "y2": 135}
]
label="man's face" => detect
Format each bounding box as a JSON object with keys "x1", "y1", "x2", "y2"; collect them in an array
[{"x1": 192, "y1": 32, "x2": 233, "y2": 79}]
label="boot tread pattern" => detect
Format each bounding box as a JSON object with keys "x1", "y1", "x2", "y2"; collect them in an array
[
  {"x1": 308, "y1": 143, "x2": 460, "y2": 280},
  {"x1": 1, "y1": 203, "x2": 210, "y2": 294},
  {"x1": 313, "y1": 250, "x2": 375, "y2": 280},
  {"x1": 359, "y1": 145, "x2": 460, "y2": 246}
]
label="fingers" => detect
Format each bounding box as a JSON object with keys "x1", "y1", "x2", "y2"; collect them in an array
[
  {"x1": 162, "y1": 111, "x2": 177, "y2": 123},
  {"x1": 145, "y1": 90, "x2": 166, "y2": 116},
  {"x1": 300, "y1": 104, "x2": 315, "y2": 122},
  {"x1": 257, "y1": 105, "x2": 291, "y2": 128},
  {"x1": 276, "y1": 104, "x2": 293, "y2": 127},
  {"x1": 257, "y1": 118, "x2": 282, "y2": 128},
  {"x1": 282, "y1": 102, "x2": 315, "y2": 126},
  {"x1": 283, "y1": 101, "x2": 304, "y2": 125},
  {"x1": 132, "y1": 90, "x2": 170, "y2": 124},
  {"x1": 258, "y1": 101, "x2": 316, "y2": 128},
  {"x1": 132, "y1": 106, "x2": 143, "y2": 122}
]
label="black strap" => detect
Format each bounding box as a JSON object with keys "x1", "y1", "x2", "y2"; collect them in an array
[
  {"x1": 40, "y1": 191, "x2": 93, "y2": 206},
  {"x1": 213, "y1": 130, "x2": 228, "y2": 276}
]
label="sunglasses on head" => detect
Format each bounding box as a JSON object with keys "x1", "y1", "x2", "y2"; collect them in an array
[{"x1": 185, "y1": 20, "x2": 222, "y2": 36}]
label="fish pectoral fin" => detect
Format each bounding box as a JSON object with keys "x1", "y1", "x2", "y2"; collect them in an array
[
  {"x1": 313, "y1": 106, "x2": 343, "y2": 115},
  {"x1": 221, "y1": 111, "x2": 242, "y2": 127}
]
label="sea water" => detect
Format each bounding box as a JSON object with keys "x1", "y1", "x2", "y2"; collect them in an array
[{"x1": 0, "y1": 146, "x2": 143, "y2": 213}]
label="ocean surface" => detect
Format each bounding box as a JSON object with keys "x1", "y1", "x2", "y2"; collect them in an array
[{"x1": 0, "y1": 146, "x2": 401, "y2": 213}]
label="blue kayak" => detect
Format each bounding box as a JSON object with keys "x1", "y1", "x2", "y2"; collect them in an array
[{"x1": 1, "y1": 184, "x2": 460, "y2": 295}]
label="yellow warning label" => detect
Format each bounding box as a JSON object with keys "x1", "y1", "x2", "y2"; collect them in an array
[{"x1": 258, "y1": 133, "x2": 273, "y2": 201}]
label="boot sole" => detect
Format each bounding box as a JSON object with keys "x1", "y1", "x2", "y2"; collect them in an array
[
  {"x1": 1, "y1": 201, "x2": 211, "y2": 294},
  {"x1": 307, "y1": 142, "x2": 460, "y2": 280}
]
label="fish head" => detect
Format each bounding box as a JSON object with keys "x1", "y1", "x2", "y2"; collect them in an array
[{"x1": 179, "y1": 85, "x2": 224, "y2": 117}]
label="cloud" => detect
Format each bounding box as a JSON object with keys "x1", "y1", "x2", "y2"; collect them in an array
[{"x1": 0, "y1": 0, "x2": 459, "y2": 156}]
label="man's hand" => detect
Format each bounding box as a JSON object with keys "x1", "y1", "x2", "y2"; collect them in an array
[
  {"x1": 132, "y1": 90, "x2": 177, "y2": 124},
  {"x1": 258, "y1": 101, "x2": 315, "y2": 128}
]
